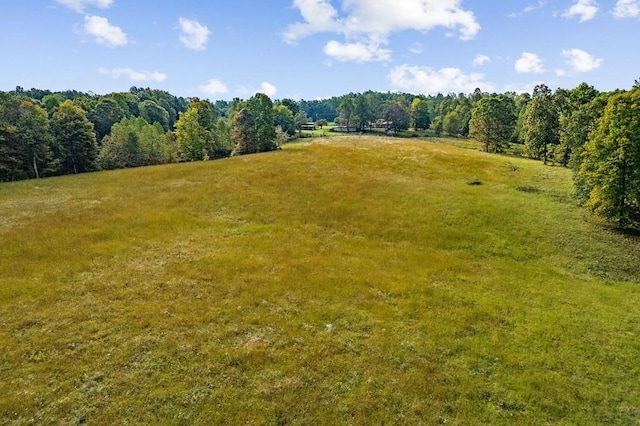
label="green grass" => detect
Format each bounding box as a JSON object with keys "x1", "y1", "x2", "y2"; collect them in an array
[{"x1": 1, "y1": 136, "x2": 640, "y2": 424}]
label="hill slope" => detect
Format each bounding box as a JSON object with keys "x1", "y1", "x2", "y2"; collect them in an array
[{"x1": 1, "y1": 137, "x2": 639, "y2": 424}]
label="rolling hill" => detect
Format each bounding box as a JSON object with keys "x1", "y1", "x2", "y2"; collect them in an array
[{"x1": 1, "y1": 136, "x2": 639, "y2": 424}]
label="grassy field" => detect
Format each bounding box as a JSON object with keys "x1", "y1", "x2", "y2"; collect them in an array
[{"x1": 1, "y1": 136, "x2": 639, "y2": 424}]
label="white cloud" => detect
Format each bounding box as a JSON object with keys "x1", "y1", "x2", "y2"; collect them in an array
[
  {"x1": 55, "y1": 0, "x2": 113, "y2": 13},
  {"x1": 323, "y1": 40, "x2": 391, "y2": 62},
  {"x1": 388, "y1": 64, "x2": 494, "y2": 94},
  {"x1": 510, "y1": 1, "x2": 546, "y2": 17},
  {"x1": 99, "y1": 67, "x2": 167, "y2": 82},
  {"x1": 472, "y1": 54, "x2": 490, "y2": 67},
  {"x1": 515, "y1": 52, "x2": 545, "y2": 74},
  {"x1": 284, "y1": 0, "x2": 480, "y2": 62},
  {"x1": 260, "y1": 82, "x2": 278, "y2": 97},
  {"x1": 83, "y1": 15, "x2": 127, "y2": 47},
  {"x1": 562, "y1": 48, "x2": 602, "y2": 72},
  {"x1": 563, "y1": 0, "x2": 599, "y2": 22},
  {"x1": 614, "y1": 0, "x2": 640, "y2": 18},
  {"x1": 198, "y1": 79, "x2": 228, "y2": 96},
  {"x1": 555, "y1": 69, "x2": 567, "y2": 76},
  {"x1": 178, "y1": 17, "x2": 211, "y2": 51},
  {"x1": 283, "y1": 0, "x2": 341, "y2": 43}
]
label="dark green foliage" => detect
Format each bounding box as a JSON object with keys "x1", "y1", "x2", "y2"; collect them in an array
[
  {"x1": 15, "y1": 100, "x2": 57, "y2": 179},
  {"x1": 469, "y1": 95, "x2": 516, "y2": 153},
  {"x1": 577, "y1": 89, "x2": 640, "y2": 229},
  {"x1": 383, "y1": 100, "x2": 410, "y2": 131},
  {"x1": 232, "y1": 108, "x2": 257, "y2": 154},
  {"x1": 138, "y1": 99, "x2": 170, "y2": 131},
  {"x1": 410, "y1": 97, "x2": 431, "y2": 131},
  {"x1": 129, "y1": 86, "x2": 188, "y2": 128},
  {"x1": 523, "y1": 84, "x2": 560, "y2": 164},
  {"x1": 99, "y1": 117, "x2": 173, "y2": 169},
  {"x1": 273, "y1": 105, "x2": 296, "y2": 136},
  {"x1": 233, "y1": 93, "x2": 277, "y2": 153},
  {"x1": 337, "y1": 96, "x2": 355, "y2": 129},
  {"x1": 278, "y1": 98, "x2": 300, "y2": 116},
  {"x1": 52, "y1": 100, "x2": 98, "y2": 174},
  {"x1": 0, "y1": 94, "x2": 57, "y2": 180},
  {"x1": 89, "y1": 97, "x2": 127, "y2": 143},
  {"x1": 354, "y1": 93, "x2": 375, "y2": 132},
  {"x1": 556, "y1": 83, "x2": 600, "y2": 167},
  {"x1": 315, "y1": 119, "x2": 328, "y2": 129},
  {"x1": 175, "y1": 98, "x2": 230, "y2": 161}
]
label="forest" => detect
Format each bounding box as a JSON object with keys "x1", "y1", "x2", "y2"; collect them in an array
[{"x1": 1, "y1": 81, "x2": 639, "y2": 229}]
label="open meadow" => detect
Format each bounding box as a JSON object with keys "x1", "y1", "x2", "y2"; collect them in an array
[{"x1": 1, "y1": 136, "x2": 639, "y2": 424}]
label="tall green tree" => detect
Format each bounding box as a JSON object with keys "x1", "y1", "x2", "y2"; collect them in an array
[
  {"x1": 294, "y1": 111, "x2": 309, "y2": 137},
  {"x1": 0, "y1": 96, "x2": 57, "y2": 180},
  {"x1": 337, "y1": 97, "x2": 355, "y2": 129},
  {"x1": 469, "y1": 95, "x2": 516, "y2": 153},
  {"x1": 273, "y1": 104, "x2": 296, "y2": 136},
  {"x1": 232, "y1": 93, "x2": 278, "y2": 154},
  {"x1": 556, "y1": 83, "x2": 600, "y2": 167},
  {"x1": 410, "y1": 97, "x2": 431, "y2": 131},
  {"x1": 523, "y1": 84, "x2": 560, "y2": 164},
  {"x1": 0, "y1": 93, "x2": 21, "y2": 180},
  {"x1": 577, "y1": 89, "x2": 640, "y2": 229},
  {"x1": 232, "y1": 108, "x2": 257, "y2": 154},
  {"x1": 15, "y1": 100, "x2": 57, "y2": 179},
  {"x1": 174, "y1": 97, "x2": 231, "y2": 161},
  {"x1": 52, "y1": 100, "x2": 98, "y2": 174},
  {"x1": 383, "y1": 101, "x2": 410, "y2": 132},
  {"x1": 248, "y1": 93, "x2": 277, "y2": 152},
  {"x1": 354, "y1": 93, "x2": 375, "y2": 132}
]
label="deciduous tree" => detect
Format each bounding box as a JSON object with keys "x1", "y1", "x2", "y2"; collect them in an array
[
  {"x1": 16, "y1": 100, "x2": 57, "y2": 179},
  {"x1": 99, "y1": 117, "x2": 173, "y2": 169},
  {"x1": 577, "y1": 89, "x2": 640, "y2": 229},
  {"x1": 52, "y1": 100, "x2": 98, "y2": 174},
  {"x1": 410, "y1": 97, "x2": 431, "y2": 131},
  {"x1": 384, "y1": 101, "x2": 410, "y2": 132},
  {"x1": 523, "y1": 84, "x2": 560, "y2": 164},
  {"x1": 469, "y1": 95, "x2": 516, "y2": 153}
]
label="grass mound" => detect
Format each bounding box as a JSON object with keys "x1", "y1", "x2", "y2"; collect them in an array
[{"x1": 1, "y1": 136, "x2": 639, "y2": 424}]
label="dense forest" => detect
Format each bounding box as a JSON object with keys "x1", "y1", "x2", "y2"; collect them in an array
[{"x1": 1, "y1": 82, "x2": 639, "y2": 229}]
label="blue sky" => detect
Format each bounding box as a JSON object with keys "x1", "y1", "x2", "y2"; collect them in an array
[{"x1": 1, "y1": 0, "x2": 638, "y2": 100}]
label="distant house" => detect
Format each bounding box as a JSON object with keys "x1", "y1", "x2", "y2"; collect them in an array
[
  {"x1": 300, "y1": 122, "x2": 316, "y2": 130},
  {"x1": 370, "y1": 121, "x2": 392, "y2": 129}
]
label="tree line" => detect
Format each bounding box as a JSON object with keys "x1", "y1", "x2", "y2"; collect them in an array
[{"x1": 1, "y1": 81, "x2": 640, "y2": 229}]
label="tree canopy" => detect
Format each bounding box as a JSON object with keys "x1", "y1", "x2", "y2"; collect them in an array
[{"x1": 577, "y1": 89, "x2": 640, "y2": 229}]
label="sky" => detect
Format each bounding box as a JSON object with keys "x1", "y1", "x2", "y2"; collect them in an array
[{"x1": 1, "y1": 0, "x2": 639, "y2": 100}]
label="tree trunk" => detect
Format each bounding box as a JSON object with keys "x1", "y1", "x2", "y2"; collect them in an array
[{"x1": 32, "y1": 155, "x2": 40, "y2": 179}]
